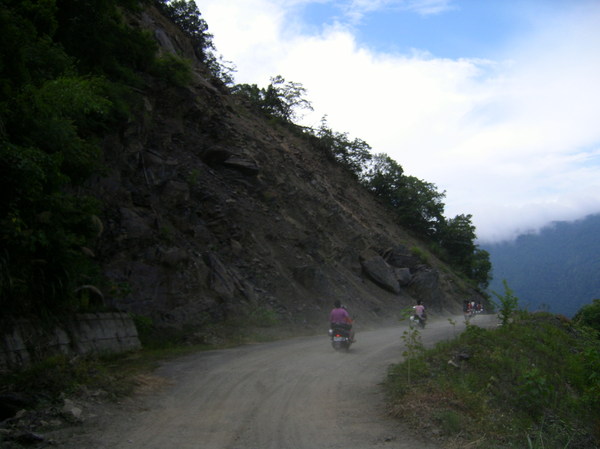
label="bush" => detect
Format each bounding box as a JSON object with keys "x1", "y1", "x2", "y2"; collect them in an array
[
  {"x1": 233, "y1": 75, "x2": 313, "y2": 123},
  {"x1": 151, "y1": 53, "x2": 193, "y2": 86},
  {"x1": 410, "y1": 246, "x2": 430, "y2": 265},
  {"x1": 492, "y1": 279, "x2": 520, "y2": 326},
  {"x1": 0, "y1": 354, "x2": 128, "y2": 398},
  {"x1": 573, "y1": 299, "x2": 600, "y2": 334}
]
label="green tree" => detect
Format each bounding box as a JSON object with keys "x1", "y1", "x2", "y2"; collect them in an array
[
  {"x1": 156, "y1": 0, "x2": 237, "y2": 85},
  {"x1": 233, "y1": 75, "x2": 313, "y2": 123},
  {"x1": 232, "y1": 83, "x2": 263, "y2": 107},
  {"x1": 397, "y1": 175, "x2": 445, "y2": 237},
  {"x1": 55, "y1": 0, "x2": 156, "y2": 82},
  {"x1": 573, "y1": 299, "x2": 600, "y2": 334},
  {"x1": 361, "y1": 153, "x2": 405, "y2": 204},
  {"x1": 313, "y1": 116, "x2": 372, "y2": 177},
  {"x1": 157, "y1": 0, "x2": 213, "y2": 59},
  {"x1": 261, "y1": 75, "x2": 313, "y2": 122},
  {"x1": 437, "y1": 214, "x2": 476, "y2": 270},
  {"x1": 433, "y1": 214, "x2": 491, "y2": 287},
  {"x1": 361, "y1": 154, "x2": 445, "y2": 237},
  {"x1": 492, "y1": 279, "x2": 520, "y2": 326},
  {"x1": 470, "y1": 247, "x2": 492, "y2": 289}
]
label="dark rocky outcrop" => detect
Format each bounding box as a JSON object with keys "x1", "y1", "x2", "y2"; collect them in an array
[
  {"x1": 360, "y1": 251, "x2": 401, "y2": 294},
  {"x1": 383, "y1": 245, "x2": 423, "y2": 271}
]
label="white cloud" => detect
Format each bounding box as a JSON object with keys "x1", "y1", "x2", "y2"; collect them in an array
[
  {"x1": 403, "y1": 0, "x2": 455, "y2": 15},
  {"x1": 199, "y1": 0, "x2": 600, "y2": 242},
  {"x1": 340, "y1": 0, "x2": 455, "y2": 22}
]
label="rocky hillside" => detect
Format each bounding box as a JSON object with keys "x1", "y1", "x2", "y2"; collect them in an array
[{"x1": 89, "y1": 5, "x2": 482, "y2": 331}]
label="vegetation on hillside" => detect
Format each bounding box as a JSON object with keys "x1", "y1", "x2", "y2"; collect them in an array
[
  {"x1": 0, "y1": 0, "x2": 155, "y2": 320},
  {"x1": 0, "y1": 0, "x2": 228, "y2": 322},
  {"x1": 574, "y1": 298, "x2": 600, "y2": 334},
  {"x1": 155, "y1": 0, "x2": 235, "y2": 85},
  {"x1": 386, "y1": 298, "x2": 600, "y2": 448}
]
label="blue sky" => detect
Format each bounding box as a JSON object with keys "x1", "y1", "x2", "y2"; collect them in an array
[
  {"x1": 198, "y1": 0, "x2": 600, "y2": 242},
  {"x1": 299, "y1": 1, "x2": 529, "y2": 58}
]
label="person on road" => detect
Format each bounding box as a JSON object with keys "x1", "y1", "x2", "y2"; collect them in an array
[
  {"x1": 414, "y1": 300, "x2": 426, "y2": 325},
  {"x1": 329, "y1": 300, "x2": 355, "y2": 342}
]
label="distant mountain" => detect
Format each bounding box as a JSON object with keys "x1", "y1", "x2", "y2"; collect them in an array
[{"x1": 482, "y1": 214, "x2": 600, "y2": 317}]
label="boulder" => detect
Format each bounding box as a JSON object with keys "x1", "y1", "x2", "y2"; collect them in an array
[
  {"x1": 395, "y1": 267, "x2": 412, "y2": 286},
  {"x1": 408, "y1": 268, "x2": 446, "y2": 309},
  {"x1": 223, "y1": 154, "x2": 260, "y2": 176},
  {"x1": 383, "y1": 245, "x2": 421, "y2": 270},
  {"x1": 293, "y1": 265, "x2": 334, "y2": 295},
  {"x1": 360, "y1": 253, "x2": 401, "y2": 294},
  {"x1": 62, "y1": 399, "x2": 83, "y2": 422}
]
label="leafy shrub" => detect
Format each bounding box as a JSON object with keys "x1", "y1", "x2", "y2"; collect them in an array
[
  {"x1": 55, "y1": 0, "x2": 157, "y2": 82},
  {"x1": 410, "y1": 246, "x2": 430, "y2": 265},
  {"x1": 492, "y1": 279, "x2": 520, "y2": 326},
  {"x1": 233, "y1": 75, "x2": 313, "y2": 123},
  {"x1": 573, "y1": 298, "x2": 600, "y2": 334},
  {"x1": 245, "y1": 306, "x2": 280, "y2": 328},
  {"x1": 434, "y1": 409, "x2": 465, "y2": 435},
  {"x1": 311, "y1": 116, "x2": 372, "y2": 176},
  {"x1": 155, "y1": 0, "x2": 214, "y2": 61},
  {"x1": 155, "y1": 0, "x2": 235, "y2": 85},
  {"x1": 151, "y1": 53, "x2": 193, "y2": 86},
  {"x1": 1, "y1": 354, "x2": 118, "y2": 398}
]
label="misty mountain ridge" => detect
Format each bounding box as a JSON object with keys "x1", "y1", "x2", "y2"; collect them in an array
[{"x1": 483, "y1": 213, "x2": 600, "y2": 316}]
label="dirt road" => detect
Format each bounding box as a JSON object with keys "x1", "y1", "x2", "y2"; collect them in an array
[{"x1": 57, "y1": 315, "x2": 495, "y2": 449}]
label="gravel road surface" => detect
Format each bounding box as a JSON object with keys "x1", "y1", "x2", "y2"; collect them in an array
[{"x1": 57, "y1": 314, "x2": 495, "y2": 449}]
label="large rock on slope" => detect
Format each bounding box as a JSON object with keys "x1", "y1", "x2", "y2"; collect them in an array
[{"x1": 360, "y1": 252, "x2": 401, "y2": 294}]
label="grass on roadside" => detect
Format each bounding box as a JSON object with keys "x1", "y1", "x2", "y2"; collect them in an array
[{"x1": 385, "y1": 311, "x2": 600, "y2": 448}]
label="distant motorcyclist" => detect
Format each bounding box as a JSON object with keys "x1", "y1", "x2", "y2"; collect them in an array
[
  {"x1": 329, "y1": 300, "x2": 355, "y2": 342},
  {"x1": 413, "y1": 300, "x2": 426, "y2": 326}
]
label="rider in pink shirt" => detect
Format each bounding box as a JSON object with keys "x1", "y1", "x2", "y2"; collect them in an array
[
  {"x1": 414, "y1": 302, "x2": 425, "y2": 317},
  {"x1": 413, "y1": 300, "x2": 426, "y2": 325},
  {"x1": 330, "y1": 301, "x2": 351, "y2": 324},
  {"x1": 329, "y1": 300, "x2": 355, "y2": 341}
]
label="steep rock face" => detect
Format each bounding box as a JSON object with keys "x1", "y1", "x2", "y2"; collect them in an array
[{"x1": 88, "y1": 5, "x2": 481, "y2": 329}]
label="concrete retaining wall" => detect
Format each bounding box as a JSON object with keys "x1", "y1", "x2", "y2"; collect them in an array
[{"x1": 0, "y1": 313, "x2": 141, "y2": 371}]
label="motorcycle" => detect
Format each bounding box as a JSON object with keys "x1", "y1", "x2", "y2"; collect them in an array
[
  {"x1": 409, "y1": 313, "x2": 426, "y2": 329},
  {"x1": 329, "y1": 323, "x2": 353, "y2": 351}
]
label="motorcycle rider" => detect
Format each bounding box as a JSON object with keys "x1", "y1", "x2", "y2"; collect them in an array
[
  {"x1": 329, "y1": 300, "x2": 355, "y2": 342},
  {"x1": 414, "y1": 300, "x2": 426, "y2": 326}
]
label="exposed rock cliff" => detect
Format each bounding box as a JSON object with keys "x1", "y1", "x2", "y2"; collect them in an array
[{"x1": 89, "y1": 5, "x2": 481, "y2": 330}]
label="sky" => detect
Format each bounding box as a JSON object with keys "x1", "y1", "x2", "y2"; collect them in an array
[{"x1": 196, "y1": 0, "x2": 600, "y2": 242}]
